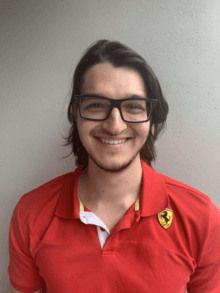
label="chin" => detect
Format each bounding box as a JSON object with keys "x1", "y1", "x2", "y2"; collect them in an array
[{"x1": 89, "y1": 154, "x2": 139, "y2": 173}]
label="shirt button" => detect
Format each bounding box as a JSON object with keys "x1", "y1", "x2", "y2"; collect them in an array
[{"x1": 100, "y1": 227, "x2": 105, "y2": 231}]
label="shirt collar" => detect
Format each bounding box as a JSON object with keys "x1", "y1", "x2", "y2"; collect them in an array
[
  {"x1": 55, "y1": 166, "x2": 82, "y2": 219},
  {"x1": 55, "y1": 160, "x2": 168, "y2": 220},
  {"x1": 139, "y1": 160, "x2": 168, "y2": 217}
]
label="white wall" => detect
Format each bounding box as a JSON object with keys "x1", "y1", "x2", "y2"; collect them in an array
[{"x1": 1, "y1": 0, "x2": 220, "y2": 291}]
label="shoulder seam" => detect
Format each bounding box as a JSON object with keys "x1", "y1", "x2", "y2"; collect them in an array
[
  {"x1": 22, "y1": 172, "x2": 72, "y2": 196},
  {"x1": 161, "y1": 174, "x2": 209, "y2": 201},
  {"x1": 35, "y1": 173, "x2": 71, "y2": 189}
]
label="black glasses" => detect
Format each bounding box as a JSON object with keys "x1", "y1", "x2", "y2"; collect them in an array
[{"x1": 74, "y1": 95, "x2": 158, "y2": 123}]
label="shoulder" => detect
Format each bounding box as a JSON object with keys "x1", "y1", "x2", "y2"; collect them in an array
[
  {"x1": 12, "y1": 170, "x2": 79, "y2": 235},
  {"x1": 160, "y1": 173, "x2": 215, "y2": 227},
  {"x1": 159, "y1": 173, "x2": 220, "y2": 256},
  {"x1": 159, "y1": 173, "x2": 220, "y2": 238},
  {"x1": 160, "y1": 173, "x2": 211, "y2": 208}
]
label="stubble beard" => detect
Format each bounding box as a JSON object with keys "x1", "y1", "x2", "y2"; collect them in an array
[{"x1": 88, "y1": 139, "x2": 147, "y2": 173}]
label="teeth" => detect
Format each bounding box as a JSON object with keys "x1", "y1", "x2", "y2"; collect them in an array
[{"x1": 100, "y1": 138, "x2": 127, "y2": 145}]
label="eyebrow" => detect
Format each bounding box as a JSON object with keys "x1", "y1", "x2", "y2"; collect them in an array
[
  {"x1": 82, "y1": 93, "x2": 148, "y2": 99},
  {"x1": 126, "y1": 94, "x2": 147, "y2": 99}
]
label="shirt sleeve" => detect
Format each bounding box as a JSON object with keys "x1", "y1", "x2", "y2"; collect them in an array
[
  {"x1": 8, "y1": 201, "x2": 44, "y2": 293},
  {"x1": 187, "y1": 201, "x2": 220, "y2": 293}
]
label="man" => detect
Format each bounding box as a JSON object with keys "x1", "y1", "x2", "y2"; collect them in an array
[{"x1": 9, "y1": 40, "x2": 220, "y2": 293}]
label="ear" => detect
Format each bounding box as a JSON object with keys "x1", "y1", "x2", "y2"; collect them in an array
[
  {"x1": 72, "y1": 103, "x2": 78, "y2": 121},
  {"x1": 72, "y1": 103, "x2": 77, "y2": 115}
]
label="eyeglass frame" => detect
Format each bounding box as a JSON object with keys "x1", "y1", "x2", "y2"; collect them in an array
[{"x1": 73, "y1": 94, "x2": 158, "y2": 123}]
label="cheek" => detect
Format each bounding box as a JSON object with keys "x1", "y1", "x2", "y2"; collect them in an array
[
  {"x1": 76, "y1": 118, "x2": 97, "y2": 144},
  {"x1": 136, "y1": 123, "x2": 150, "y2": 139}
]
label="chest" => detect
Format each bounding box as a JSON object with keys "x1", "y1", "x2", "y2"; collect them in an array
[{"x1": 36, "y1": 217, "x2": 193, "y2": 293}]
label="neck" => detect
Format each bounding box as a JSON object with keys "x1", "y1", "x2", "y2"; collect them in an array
[{"x1": 78, "y1": 157, "x2": 143, "y2": 209}]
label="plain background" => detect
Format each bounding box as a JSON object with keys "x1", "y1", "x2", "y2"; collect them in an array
[{"x1": 1, "y1": 0, "x2": 220, "y2": 291}]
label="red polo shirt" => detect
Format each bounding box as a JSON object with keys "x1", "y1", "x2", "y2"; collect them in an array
[{"x1": 8, "y1": 161, "x2": 220, "y2": 293}]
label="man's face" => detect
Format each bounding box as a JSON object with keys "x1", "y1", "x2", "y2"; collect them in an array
[{"x1": 76, "y1": 62, "x2": 150, "y2": 172}]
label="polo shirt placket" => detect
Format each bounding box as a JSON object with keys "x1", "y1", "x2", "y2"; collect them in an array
[
  {"x1": 79, "y1": 200, "x2": 111, "y2": 249},
  {"x1": 78, "y1": 195, "x2": 142, "y2": 253}
]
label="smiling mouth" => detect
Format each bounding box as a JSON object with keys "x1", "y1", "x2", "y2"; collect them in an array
[{"x1": 98, "y1": 138, "x2": 128, "y2": 145}]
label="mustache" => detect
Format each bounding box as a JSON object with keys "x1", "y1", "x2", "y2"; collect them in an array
[{"x1": 92, "y1": 130, "x2": 136, "y2": 138}]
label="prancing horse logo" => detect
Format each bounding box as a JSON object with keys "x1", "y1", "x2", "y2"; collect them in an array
[{"x1": 158, "y1": 209, "x2": 173, "y2": 229}]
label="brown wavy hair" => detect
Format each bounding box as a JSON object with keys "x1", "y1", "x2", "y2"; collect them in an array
[{"x1": 64, "y1": 40, "x2": 169, "y2": 169}]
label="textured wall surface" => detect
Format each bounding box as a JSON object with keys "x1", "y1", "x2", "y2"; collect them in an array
[{"x1": 1, "y1": 0, "x2": 220, "y2": 291}]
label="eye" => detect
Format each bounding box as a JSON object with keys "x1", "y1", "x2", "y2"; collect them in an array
[
  {"x1": 123, "y1": 102, "x2": 146, "y2": 112},
  {"x1": 85, "y1": 102, "x2": 108, "y2": 110},
  {"x1": 82, "y1": 98, "x2": 110, "y2": 113},
  {"x1": 126, "y1": 104, "x2": 143, "y2": 110},
  {"x1": 87, "y1": 103, "x2": 104, "y2": 108}
]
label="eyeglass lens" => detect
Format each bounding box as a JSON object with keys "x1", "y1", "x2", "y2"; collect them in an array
[{"x1": 80, "y1": 97, "x2": 151, "y2": 122}]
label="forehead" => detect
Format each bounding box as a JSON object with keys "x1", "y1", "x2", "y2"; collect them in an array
[{"x1": 80, "y1": 62, "x2": 147, "y2": 98}]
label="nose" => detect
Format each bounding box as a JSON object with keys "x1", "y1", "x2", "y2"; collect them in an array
[{"x1": 101, "y1": 107, "x2": 127, "y2": 135}]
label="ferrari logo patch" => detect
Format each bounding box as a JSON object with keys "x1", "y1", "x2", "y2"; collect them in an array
[{"x1": 158, "y1": 209, "x2": 173, "y2": 229}]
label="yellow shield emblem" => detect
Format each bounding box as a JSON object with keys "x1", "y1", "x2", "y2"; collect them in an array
[{"x1": 158, "y1": 209, "x2": 173, "y2": 229}]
